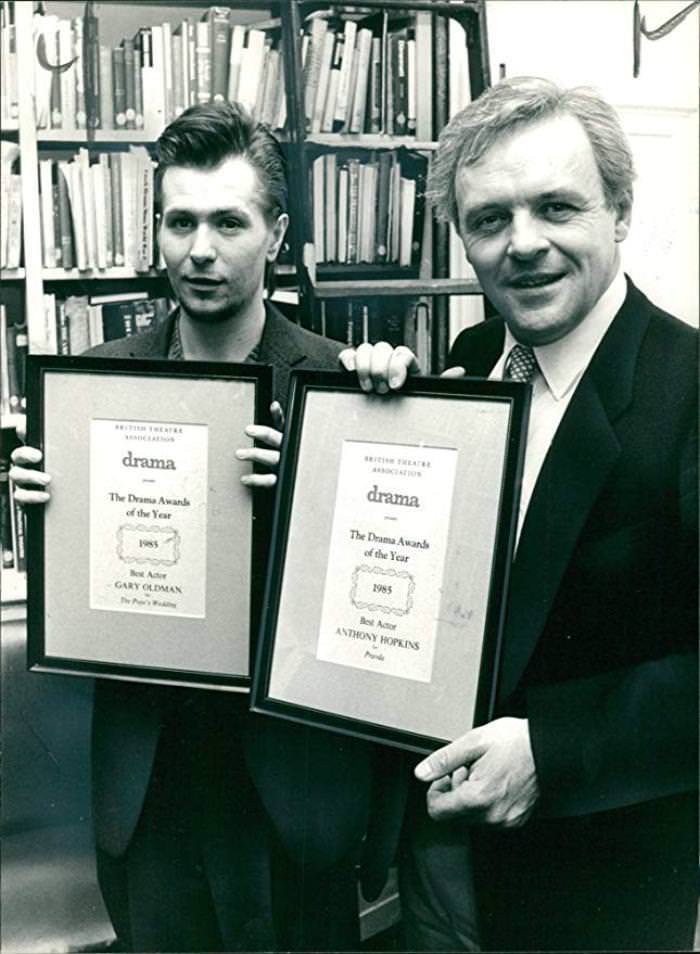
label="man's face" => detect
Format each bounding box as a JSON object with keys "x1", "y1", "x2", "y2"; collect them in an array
[
  {"x1": 455, "y1": 113, "x2": 630, "y2": 346},
  {"x1": 158, "y1": 156, "x2": 287, "y2": 323}
]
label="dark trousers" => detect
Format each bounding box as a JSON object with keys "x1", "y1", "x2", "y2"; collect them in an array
[{"x1": 95, "y1": 693, "x2": 362, "y2": 953}]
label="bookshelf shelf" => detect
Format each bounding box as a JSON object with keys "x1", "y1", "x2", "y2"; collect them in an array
[
  {"x1": 0, "y1": 269, "x2": 25, "y2": 281},
  {"x1": 1, "y1": 120, "x2": 19, "y2": 132},
  {"x1": 306, "y1": 134, "x2": 437, "y2": 151},
  {"x1": 42, "y1": 268, "x2": 166, "y2": 281},
  {"x1": 312, "y1": 277, "x2": 482, "y2": 299},
  {"x1": 37, "y1": 131, "x2": 158, "y2": 146}
]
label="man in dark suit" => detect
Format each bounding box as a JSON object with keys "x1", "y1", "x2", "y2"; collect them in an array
[
  {"x1": 345, "y1": 77, "x2": 697, "y2": 951},
  {"x1": 11, "y1": 102, "x2": 402, "y2": 952}
]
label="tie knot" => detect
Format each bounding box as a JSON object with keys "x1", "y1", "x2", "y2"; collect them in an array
[{"x1": 504, "y1": 343, "x2": 538, "y2": 383}]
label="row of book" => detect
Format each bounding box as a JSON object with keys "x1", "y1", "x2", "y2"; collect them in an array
[
  {"x1": 311, "y1": 149, "x2": 426, "y2": 267},
  {"x1": 1, "y1": 141, "x2": 22, "y2": 271},
  {"x1": 320, "y1": 296, "x2": 432, "y2": 370},
  {"x1": 0, "y1": 454, "x2": 25, "y2": 573},
  {"x1": 32, "y1": 7, "x2": 286, "y2": 137},
  {"x1": 302, "y1": 9, "x2": 434, "y2": 138},
  {"x1": 37, "y1": 292, "x2": 170, "y2": 358},
  {"x1": 38, "y1": 149, "x2": 155, "y2": 272}
]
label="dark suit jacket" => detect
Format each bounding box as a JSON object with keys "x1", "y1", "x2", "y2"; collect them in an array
[
  {"x1": 88, "y1": 304, "x2": 405, "y2": 896},
  {"x1": 448, "y1": 279, "x2": 698, "y2": 951}
]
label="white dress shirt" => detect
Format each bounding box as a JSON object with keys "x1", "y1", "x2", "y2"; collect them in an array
[{"x1": 490, "y1": 266, "x2": 628, "y2": 545}]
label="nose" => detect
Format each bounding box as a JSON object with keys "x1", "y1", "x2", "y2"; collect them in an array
[
  {"x1": 507, "y1": 210, "x2": 548, "y2": 261},
  {"x1": 189, "y1": 225, "x2": 217, "y2": 265}
]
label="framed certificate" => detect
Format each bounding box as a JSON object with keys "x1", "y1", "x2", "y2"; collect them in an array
[
  {"x1": 252, "y1": 371, "x2": 530, "y2": 751},
  {"x1": 25, "y1": 355, "x2": 272, "y2": 691}
]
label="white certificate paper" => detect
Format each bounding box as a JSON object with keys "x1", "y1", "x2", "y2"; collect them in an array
[
  {"x1": 89, "y1": 418, "x2": 208, "y2": 618},
  {"x1": 316, "y1": 439, "x2": 458, "y2": 682}
]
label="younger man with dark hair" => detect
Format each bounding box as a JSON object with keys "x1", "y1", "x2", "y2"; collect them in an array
[{"x1": 11, "y1": 101, "x2": 402, "y2": 953}]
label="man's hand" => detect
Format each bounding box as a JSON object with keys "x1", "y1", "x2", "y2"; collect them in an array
[
  {"x1": 414, "y1": 718, "x2": 540, "y2": 828},
  {"x1": 236, "y1": 400, "x2": 284, "y2": 488},
  {"x1": 9, "y1": 445, "x2": 52, "y2": 505},
  {"x1": 339, "y1": 342, "x2": 420, "y2": 393}
]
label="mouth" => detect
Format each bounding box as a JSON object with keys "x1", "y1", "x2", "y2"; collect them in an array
[
  {"x1": 508, "y1": 273, "x2": 566, "y2": 290},
  {"x1": 183, "y1": 276, "x2": 224, "y2": 289}
]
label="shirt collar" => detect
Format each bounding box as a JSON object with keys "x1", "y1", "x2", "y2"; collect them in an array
[{"x1": 502, "y1": 265, "x2": 627, "y2": 400}]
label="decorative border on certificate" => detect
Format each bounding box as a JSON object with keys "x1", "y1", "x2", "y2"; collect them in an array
[
  {"x1": 25, "y1": 355, "x2": 272, "y2": 691},
  {"x1": 252, "y1": 370, "x2": 531, "y2": 752}
]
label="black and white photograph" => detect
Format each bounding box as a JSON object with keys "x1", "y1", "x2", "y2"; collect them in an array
[{"x1": 1, "y1": 1, "x2": 697, "y2": 952}]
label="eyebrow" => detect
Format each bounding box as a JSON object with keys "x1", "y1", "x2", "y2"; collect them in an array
[
  {"x1": 163, "y1": 206, "x2": 250, "y2": 218},
  {"x1": 462, "y1": 188, "x2": 585, "y2": 224}
]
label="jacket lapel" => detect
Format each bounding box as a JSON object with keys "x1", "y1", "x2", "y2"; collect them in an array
[
  {"x1": 257, "y1": 302, "x2": 309, "y2": 407},
  {"x1": 497, "y1": 279, "x2": 652, "y2": 703}
]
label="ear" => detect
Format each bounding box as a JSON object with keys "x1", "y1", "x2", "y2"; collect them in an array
[
  {"x1": 267, "y1": 213, "x2": 289, "y2": 261},
  {"x1": 614, "y1": 200, "x2": 632, "y2": 243}
]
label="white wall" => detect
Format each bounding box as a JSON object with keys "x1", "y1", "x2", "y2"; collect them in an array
[{"x1": 486, "y1": 0, "x2": 699, "y2": 324}]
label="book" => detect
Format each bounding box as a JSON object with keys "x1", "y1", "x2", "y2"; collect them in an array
[
  {"x1": 333, "y1": 19, "x2": 357, "y2": 131},
  {"x1": 99, "y1": 43, "x2": 113, "y2": 130},
  {"x1": 312, "y1": 155, "x2": 325, "y2": 262},
  {"x1": 78, "y1": 148, "x2": 97, "y2": 270},
  {"x1": 91, "y1": 162, "x2": 108, "y2": 269},
  {"x1": 374, "y1": 151, "x2": 392, "y2": 262},
  {"x1": 368, "y1": 35, "x2": 382, "y2": 133},
  {"x1": 237, "y1": 29, "x2": 265, "y2": 113},
  {"x1": 5, "y1": 173, "x2": 22, "y2": 270},
  {"x1": 337, "y1": 164, "x2": 348, "y2": 263},
  {"x1": 348, "y1": 28, "x2": 372, "y2": 134},
  {"x1": 346, "y1": 158, "x2": 360, "y2": 264},
  {"x1": 226, "y1": 23, "x2": 246, "y2": 101},
  {"x1": 311, "y1": 27, "x2": 335, "y2": 133},
  {"x1": 0, "y1": 305, "x2": 9, "y2": 415},
  {"x1": 324, "y1": 152, "x2": 337, "y2": 262},
  {"x1": 209, "y1": 7, "x2": 230, "y2": 103},
  {"x1": 172, "y1": 31, "x2": 184, "y2": 117},
  {"x1": 100, "y1": 153, "x2": 114, "y2": 267},
  {"x1": 64, "y1": 295, "x2": 90, "y2": 354},
  {"x1": 73, "y1": 16, "x2": 87, "y2": 129},
  {"x1": 195, "y1": 19, "x2": 211, "y2": 105},
  {"x1": 123, "y1": 37, "x2": 136, "y2": 129},
  {"x1": 303, "y1": 16, "x2": 328, "y2": 130},
  {"x1": 161, "y1": 20, "x2": 173, "y2": 121},
  {"x1": 109, "y1": 153, "x2": 124, "y2": 266},
  {"x1": 57, "y1": 18, "x2": 75, "y2": 132},
  {"x1": 112, "y1": 46, "x2": 127, "y2": 127},
  {"x1": 39, "y1": 159, "x2": 57, "y2": 268},
  {"x1": 84, "y1": 4, "x2": 101, "y2": 129}
]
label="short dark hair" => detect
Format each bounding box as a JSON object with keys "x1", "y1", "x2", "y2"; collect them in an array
[
  {"x1": 427, "y1": 76, "x2": 635, "y2": 227},
  {"x1": 155, "y1": 101, "x2": 288, "y2": 223}
]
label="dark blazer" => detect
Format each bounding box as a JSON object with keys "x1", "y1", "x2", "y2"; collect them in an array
[
  {"x1": 89, "y1": 303, "x2": 404, "y2": 896},
  {"x1": 448, "y1": 278, "x2": 698, "y2": 951}
]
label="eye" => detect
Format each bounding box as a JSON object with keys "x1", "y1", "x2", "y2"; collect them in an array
[
  {"x1": 469, "y1": 210, "x2": 508, "y2": 234},
  {"x1": 541, "y1": 202, "x2": 576, "y2": 221},
  {"x1": 218, "y1": 216, "x2": 243, "y2": 232},
  {"x1": 166, "y1": 214, "x2": 194, "y2": 232}
]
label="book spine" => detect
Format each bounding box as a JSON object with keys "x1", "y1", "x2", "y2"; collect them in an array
[
  {"x1": 179, "y1": 21, "x2": 190, "y2": 111},
  {"x1": 324, "y1": 152, "x2": 336, "y2": 262},
  {"x1": 349, "y1": 28, "x2": 372, "y2": 134},
  {"x1": 195, "y1": 20, "x2": 211, "y2": 104},
  {"x1": 91, "y1": 163, "x2": 108, "y2": 269},
  {"x1": 64, "y1": 295, "x2": 90, "y2": 354},
  {"x1": 112, "y1": 46, "x2": 127, "y2": 128},
  {"x1": 172, "y1": 32, "x2": 184, "y2": 117},
  {"x1": 337, "y1": 164, "x2": 348, "y2": 263},
  {"x1": 78, "y1": 148, "x2": 97, "y2": 269},
  {"x1": 311, "y1": 29, "x2": 335, "y2": 133},
  {"x1": 123, "y1": 38, "x2": 136, "y2": 129},
  {"x1": 84, "y1": 5, "x2": 101, "y2": 129},
  {"x1": 58, "y1": 19, "x2": 75, "y2": 133},
  {"x1": 260, "y1": 48, "x2": 280, "y2": 126},
  {"x1": 133, "y1": 149, "x2": 153, "y2": 272},
  {"x1": 210, "y1": 7, "x2": 230, "y2": 102},
  {"x1": 39, "y1": 159, "x2": 57, "y2": 268},
  {"x1": 333, "y1": 20, "x2": 356, "y2": 130},
  {"x1": 226, "y1": 24, "x2": 246, "y2": 102},
  {"x1": 253, "y1": 40, "x2": 271, "y2": 119},
  {"x1": 312, "y1": 155, "x2": 325, "y2": 263},
  {"x1": 49, "y1": 22, "x2": 62, "y2": 129},
  {"x1": 52, "y1": 178, "x2": 63, "y2": 268},
  {"x1": 5, "y1": 174, "x2": 22, "y2": 270},
  {"x1": 161, "y1": 21, "x2": 173, "y2": 123},
  {"x1": 56, "y1": 161, "x2": 75, "y2": 270},
  {"x1": 109, "y1": 154, "x2": 124, "y2": 267},
  {"x1": 99, "y1": 44, "x2": 113, "y2": 131},
  {"x1": 56, "y1": 300, "x2": 70, "y2": 354},
  {"x1": 346, "y1": 158, "x2": 360, "y2": 264},
  {"x1": 100, "y1": 155, "x2": 113, "y2": 268},
  {"x1": 368, "y1": 36, "x2": 382, "y2": 134},
  {"x1": 237, "y1": 29, "x2": 265, "y2": 114},
  {"x1": 303, "y1": 18, "x2": 328, "y2": 130},
  {"x1": 395, "y1": 34, "x2": 408, "y2": 136},
  {"x1": 374, "y1": 151, "x2": 391, "y2": 262},
  {"x1": 406, "y1": 32, "x2": 417, "y2": 134},
  {"x1": 5, "y1": 312, "x2": 19, "y2": 412},
  {"x1": 73, "y1": 16, "x2": 87, "y2": 129}
]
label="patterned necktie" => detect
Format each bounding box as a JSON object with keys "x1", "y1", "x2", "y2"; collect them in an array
[{"x1": 503, "y1": 343, "x2": 538, "y2": 383}]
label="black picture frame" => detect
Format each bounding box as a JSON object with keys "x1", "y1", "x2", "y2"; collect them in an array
[
  {"x1": 251, "y1": 370, "x2": 530, "y2": 752},
  {"x1": 25, "y1": 354, "x2": 272, "y2": 691}
]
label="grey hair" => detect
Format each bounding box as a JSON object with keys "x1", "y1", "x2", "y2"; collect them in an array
[{"x1": 427, "y1": 76, "x2": 635, "y2": 226}]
